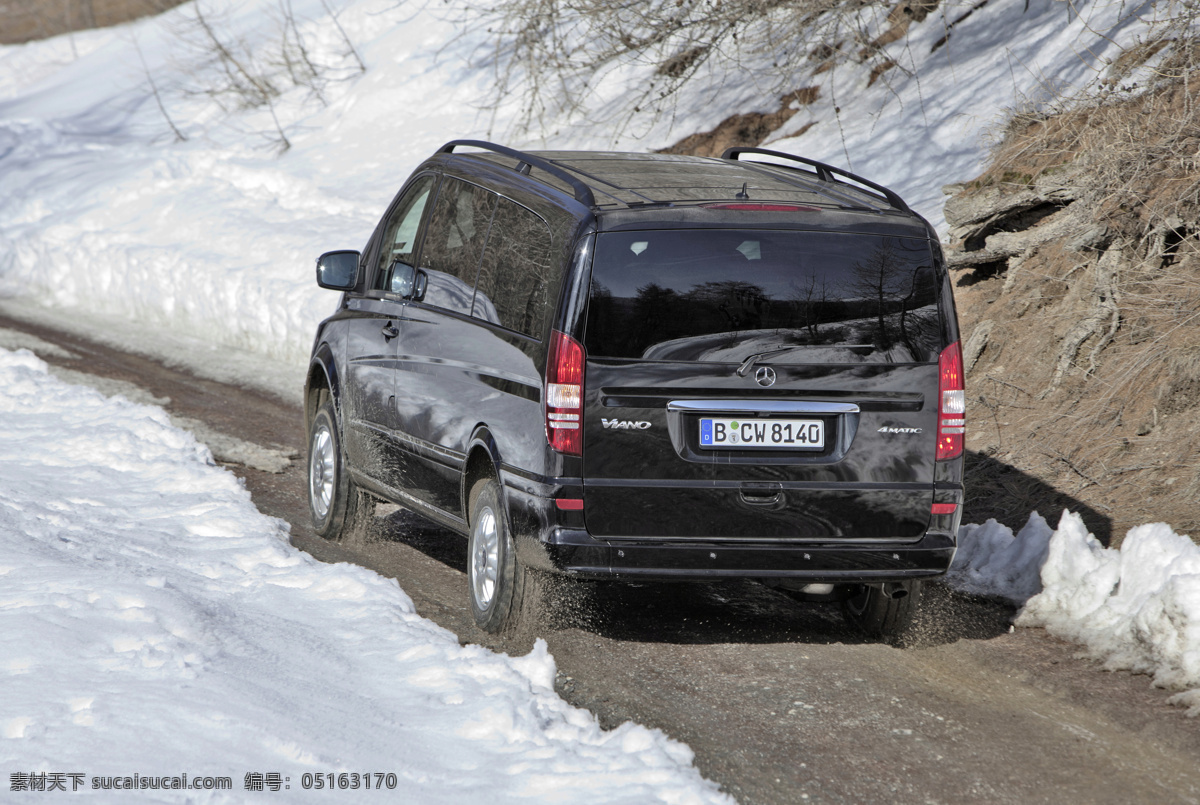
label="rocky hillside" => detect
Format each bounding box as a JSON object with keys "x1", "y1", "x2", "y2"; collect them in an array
[{"x1": 944, "y1": 66, "x2": 1200, "y2": 546}]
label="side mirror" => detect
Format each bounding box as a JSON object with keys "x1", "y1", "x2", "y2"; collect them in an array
[
  {"x1": 413, "y1": 269, "x2": 428, "y2": 302},
  {"x1": 389, "y1": 261, "x2": 415, "y2": 296},
  {"x1": 315, "y1": 250, "x2": 361, "y2": 290},
  {"x1": 387, "y1": 262, "x2": 428, "y2": 302}
]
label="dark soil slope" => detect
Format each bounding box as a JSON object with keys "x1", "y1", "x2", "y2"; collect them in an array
[{"x1": 945, "y1": 65, "x2": 1200, "y2": 545}]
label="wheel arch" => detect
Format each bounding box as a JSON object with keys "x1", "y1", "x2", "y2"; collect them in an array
[
  {"x1": 305, "y1": 345, "x2": 341, "y2": 430},
  {"x1": 462, "y1": 425, "x2": 503, "y2": 522}
]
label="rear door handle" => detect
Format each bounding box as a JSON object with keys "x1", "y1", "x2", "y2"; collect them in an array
[
  {"x1": 381, "y1": 322, "x2": 399, "y2": 340},
  {"x1": 740, "y1": 482, "x2": 783, "y2": 506}
]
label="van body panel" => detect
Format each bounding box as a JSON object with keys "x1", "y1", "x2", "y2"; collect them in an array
[
  {"x1": 581, "y1": 360, "x2": 939, "y2": 540},
  {"x1": 307, "y1": 144, "x2": 965, "y2": 592}
]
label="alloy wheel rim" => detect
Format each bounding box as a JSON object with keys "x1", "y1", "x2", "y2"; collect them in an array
[
  {"x1": 309, "y1": 424, "x2": 335, "y2": 520},
  {"x1": 471, "y1": 505, "x2": 499, "y2": 610}
]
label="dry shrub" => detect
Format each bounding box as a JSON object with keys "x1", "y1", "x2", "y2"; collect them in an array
[
  {"x1": 163, "y1": 0, "x2": 365, "y2": 152},
  {"x1": 464, "y1": 0, "x2": 914, "y2": 141}
]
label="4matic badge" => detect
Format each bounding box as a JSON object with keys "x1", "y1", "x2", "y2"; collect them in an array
[
  {"x1": 602, "y1": 418, "x2": 652, "y2": 430},
  {"x1": 878, "y1": 426, "x2": 922, "y2": 434}
]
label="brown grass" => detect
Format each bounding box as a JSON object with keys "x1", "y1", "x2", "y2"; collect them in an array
[
  {"x1": 951, "y1": 56, "x2": 1200, "y2": 543},
  {"x1": 659, "y1": 88, "x2": 820, "y2": 157}
]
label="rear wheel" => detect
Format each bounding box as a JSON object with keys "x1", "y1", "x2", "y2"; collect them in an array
[
  {"x1": 841, "y1": 580, "x2": 923, "y2": 645},
  {"x1": 468, "y1": 477, "x2": 540, "y2": 634},
  {"x1": 308, "y1": 396, "x2": 375, "y2": 544}
]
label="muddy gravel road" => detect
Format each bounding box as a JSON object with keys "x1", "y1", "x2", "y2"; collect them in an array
[{"x1": 4, "y1": 309, "x2": 1198, "y2": 805}]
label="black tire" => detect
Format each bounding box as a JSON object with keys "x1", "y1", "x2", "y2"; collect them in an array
[
  {"x1": 307, "y1": 396, "x2": 375, "y2": 544},
  {"x1": 467, "y1": 477, "x2": 540, "y2": 634},
  {"x1": 841, "y1": 580, "x2": 923, "y2": 645}
]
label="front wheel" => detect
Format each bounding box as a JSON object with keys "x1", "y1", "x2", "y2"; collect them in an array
[
  {"x1": 467, "y1": 477, "x2": 540, "y2": 634},
  {"x1": 308, "y1": 396, "x2": 375, "y2": 544},
  {"x1": 841, "y1": 580, "x2": 923, "y2": 645}
]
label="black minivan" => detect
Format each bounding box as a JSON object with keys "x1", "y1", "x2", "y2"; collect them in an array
[{"x1": 306, "y1": 141, "x2": 964, "y2": 642}]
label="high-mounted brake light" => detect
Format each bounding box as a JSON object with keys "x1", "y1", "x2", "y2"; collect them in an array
[
  {"x1": 545, "y1": 330, "x2": 584, "y2": 456},
  {"x1": 701, "y1": 203, "x2": 821, "y2": 212},
  {"x1": 936, "y1": 341, "x2": 965, "y2": 461}
]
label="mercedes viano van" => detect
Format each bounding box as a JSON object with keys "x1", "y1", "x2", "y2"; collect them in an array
[{"x1": 306, "y1": 141, "x2": 965, "y2": 642}]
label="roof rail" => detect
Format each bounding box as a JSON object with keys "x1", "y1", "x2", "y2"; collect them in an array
[
  {"x1": 439, "y1": 140, "x2": 597, "y2": 209},
  {"x1": 721, "y1": 146, "x2": 910, "y2": 213}
]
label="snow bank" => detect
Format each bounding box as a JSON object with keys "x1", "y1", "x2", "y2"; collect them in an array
[
  {"x1": 0, "y1": 0, "x2": 478, "y2": 381},
  {"x1": 948, "y1": 511, "x2": 1200, "y2": 716},
  {"x1": 0, "y1": 348, "x2": 729, "y2": 802},
  {"x1": 947, "y1": 512, "x2": 1055, "y2": 605}
]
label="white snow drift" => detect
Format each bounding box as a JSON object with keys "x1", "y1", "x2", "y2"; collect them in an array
[
  {"x1": 0, "y1": 348, "x2": 729, "y2": 802},
  {"x1": 950, "y1": 512, "x2": 1200, "y2": 716}
]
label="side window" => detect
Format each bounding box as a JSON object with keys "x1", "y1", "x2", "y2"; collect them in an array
[
  {"x1": 416, "y1": 177, "x2": 497, "y2": 314},
  {"x1": 472, "y1": 199, "x2": 556, "y2": 338},
  {"x1": 373, "y1": 174, "x2": 436, "y2": 292}
]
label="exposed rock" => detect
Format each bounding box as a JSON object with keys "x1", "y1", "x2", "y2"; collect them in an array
[
  {"x1": 1029, "y1": 161, "x2": 1087, "y2": 199},
  {"x1": 1045, "y1": 243, "x2": 1128, "y2": 393},
  {"x1": 944, "y1": 161, "x2": 1087, "y2": 255},
  {"x1": 946, "y1": 203, "x2": 1088, "y2": 273},
  {"x1": 944, "y1": 185, "x2": 1042, "y2": 230},
  {"x1": 1065, "y1": 222, "x2": 1111, "y2": 253},
  {"x1": 981, "y1": 203, "x2": 1086, "y2": 255},
  {"x1": 962, "y1": 320, "x2": 994, "y2": 373},
  {"x1": 946, "y1": 247, "x2": 1010, "y2": 271}
]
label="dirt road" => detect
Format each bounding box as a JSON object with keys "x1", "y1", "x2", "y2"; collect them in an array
[{"x1": 4, "y1": 309, "x2": 1197, "y2": 804}]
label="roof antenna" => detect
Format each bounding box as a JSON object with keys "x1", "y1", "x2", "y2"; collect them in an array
[{"x1": 735, "y1": 182, "x2": 750, "y2": 200}]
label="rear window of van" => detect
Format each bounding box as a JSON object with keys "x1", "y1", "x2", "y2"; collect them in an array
[{"x1": 585, "y1": 229, "x2": 942, "y2": 363}]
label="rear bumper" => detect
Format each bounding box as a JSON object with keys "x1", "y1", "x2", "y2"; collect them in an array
[
  {"x1": 534, "y1": 527, "x2": 956, "y2": 581},
  {"x1": 503, "y1": 469, "x2": 960, "y2": 583}
]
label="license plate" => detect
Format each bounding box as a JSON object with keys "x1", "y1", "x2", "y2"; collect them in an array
[{"x1": 698, "y1": 418, "x2": 824, "y2": 450}]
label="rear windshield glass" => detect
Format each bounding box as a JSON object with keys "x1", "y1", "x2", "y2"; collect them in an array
[{"x1": 585, "y1": 229, "x2": 942, "y2": 364}]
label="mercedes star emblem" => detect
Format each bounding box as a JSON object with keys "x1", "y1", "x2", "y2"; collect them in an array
[{"x1": 755, "y1": 366, "x2": 777, "y2": 387}]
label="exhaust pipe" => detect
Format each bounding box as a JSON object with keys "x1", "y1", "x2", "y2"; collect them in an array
[{"x1": 883, "y1": 582, "x2": 909, "y2": 600}]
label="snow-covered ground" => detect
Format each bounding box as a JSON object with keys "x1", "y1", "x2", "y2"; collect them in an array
[
  {"x1": 1, "y1": 0, "x2": 1199, "y2": 796},
  {"x1": 0, "y1": 348, "x2": 729, "y2": 802}
]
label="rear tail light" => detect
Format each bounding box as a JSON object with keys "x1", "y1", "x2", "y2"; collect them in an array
[
  {"x1": 936, "y1": 341, "x2": 965, "y2": 461},
  {"x1": 931, "y1": 503, "x2": 958, "y2": 515},
  {"x1": 546, "y1": 329, "x2": 584, "y2": 456}
]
